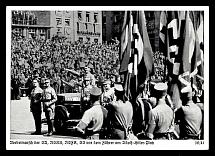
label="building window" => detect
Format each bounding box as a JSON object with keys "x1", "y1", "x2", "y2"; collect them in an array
[
  {"x1": 94, "y1": 13, "x2": 98, "y2": 23},
  {"x1": 93, "y1": 24, "x2": 96, "y2": 33},
  {"x1": 102, "y1": 16, "x2": 106, "y2": 24},
  {"x1": 78, "y1": 11, "x2": 82, "y2": 21},
  {"x1": 86, "y1": 12, "x2": 90, "y2": 22},
  {"x1": 13, "y1": 28, "x2": 23, "y2": 35},
  {"x1": 40, "y1": 29, "x2": 46, "y2": 35},
  {"x1": 29, "y1": 28, "x2": 36, "y2": 38},
  {"x1": 65, "y1": 18, "x2": 70, "y2": 26},
  {"x1": 114, "y1": 15, "x2": 118, "y2": 23},
  {"x1": 55, "y1": 11, "x2": 63, "y2": 17},
  {"x1": 56, "y1": 17, "x2": 62, "y2": 27},
  {"x1": 77, "y1": 22, "x2": 79, "y2": 31},
  {"x1": 85, "y1": 23, "x2": 88, "y2": 31}
]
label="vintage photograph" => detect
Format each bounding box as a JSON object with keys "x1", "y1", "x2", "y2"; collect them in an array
[{"x1": 6, "y1": 6, "x2": 209, "y2": 150}]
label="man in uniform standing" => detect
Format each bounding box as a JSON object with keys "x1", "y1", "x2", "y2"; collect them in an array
[
  {"x1": 74, "y1": 87, "x2": 108, "y2": 139},
  {"x1": 11, "y1": 74, "x2": 21, "y2": 100},
  {"x1": 106, "y1": 83, "x2": 133, "y2": 139},
  {"x1": 84, "y1": 67, "x2": 96, "y2": 86},
  {"x1": 81, "y1": 76, "x2": 93, "y2": 113},
  {"x1": 175, "y1": 87, "x2": 203, "y2": 140},
  {"x1": 109, "y1": 74, "x2": 116, "y2": 87},
  {"x1": 30, "y1": 79, "x2": 43, "y2": 135},
  {"x1": 145, "y1": 83, "x2": 174, "y2": 140},
  {"x1": 42, "y1": 78, "x2": 57, "y2": 136},
  {"x1": 100, "y1": 80, "x2": 115, "y2": 107}
]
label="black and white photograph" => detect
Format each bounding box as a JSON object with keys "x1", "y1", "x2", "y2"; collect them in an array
[{"x1": 6, "y1": 6, "x2": 209, "y2": 150}]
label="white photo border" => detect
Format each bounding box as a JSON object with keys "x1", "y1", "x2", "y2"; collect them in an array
[{"x1": 6, "y1": 6, "x2": 209, "y2": 150}]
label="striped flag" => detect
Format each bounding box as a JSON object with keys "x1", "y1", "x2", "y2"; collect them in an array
[
  {"x1": 159, "y1": 11, "x2": 204, "y2": 107},
  {"x1": 180, "y1": 11, "x2": 204, "y2": 92},
  {"x1": 131, "y1": 11, "x2": 154, "y2": 134},
  {"x1": 119, "y1": 11, "x2": 133, "y2": 73},
  {"x1": 178, "y1": 11, "x2": 204, "y2": 93},
  {"x1": 195, "y1": 11, "x2": 204, "y2": 90},
  {"x1": 134, "y1": 11, "x2": 154, "y2": 87},
  {"x1": 120, "y1": 11, "x2": 134, "y2": 100},
  {"x1": 159, "y1": 11, "x2": 186, "y2": 108},
  {"x1": 120, "y1": 11, "x2": 154, "y2": 101}
]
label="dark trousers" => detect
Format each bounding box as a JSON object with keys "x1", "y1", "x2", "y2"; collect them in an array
[
  {"x1": 11, "y1": 88, "x2": 21, "y2": 100},
  {"x1": 44, "y1": 107, "x2": 55, "y2": 133},
  {"x1": 32, "y1": 107, "x2": 42, "y2": 133}
]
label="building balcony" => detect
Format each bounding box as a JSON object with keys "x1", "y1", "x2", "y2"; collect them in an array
[
  {"x1": 12, "y1": 24, "x2": 53, "y2": 28},
  {"x1": 77, "y1": 30, "x2": 101, "y2": 36}
]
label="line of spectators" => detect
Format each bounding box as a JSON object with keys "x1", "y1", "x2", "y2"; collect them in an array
[{"x1": 11, "y1": 33, "x2": 121, "y2": 99}]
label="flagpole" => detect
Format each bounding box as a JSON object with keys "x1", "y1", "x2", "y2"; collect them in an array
[
  {"x1": 163, "y1": 51, "x2": 167, "y2": 83},
  {"x1": 163, "y1": 11, "x2": 168, "y2": 83}
]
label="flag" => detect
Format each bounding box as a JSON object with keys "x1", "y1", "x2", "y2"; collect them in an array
[
  {"x1": 119, "y1": 11, "x2": 133, "y2": 73},
  {"x1": 195, "y1": 11, "x2": 204, "y2": 90},
  {"x1": 120, "y1": 14, "x2": 158, "y2": 136},
  {"x1": 134, "y1": 11, "x2": 154, "y2": 87},
  {"x1": 159, "y1": 11, "x2": 204, "y2": 107},
  {"x1": 180, "y1": 11, "x2": 204, "y2": 92},
  {"x1": 178, "y1": 11, "x2": 204, "y2": 93},
  {"x1": 120, "y1": 11, "x2": 154, "y2": 101},
  {"x1": 159, "y1": 11, "x2": 185, "y2": 108},
  {"x1": 120, "y1": 11, "x2": 134, "y2": 100}
]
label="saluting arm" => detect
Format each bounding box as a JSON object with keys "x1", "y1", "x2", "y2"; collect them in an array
[
  {"x1": 64, "y1": 68, "x2": 80, "y2": 77},
  {"x1": 61, "y1": 79, "x2": 82, "y2": 87}
]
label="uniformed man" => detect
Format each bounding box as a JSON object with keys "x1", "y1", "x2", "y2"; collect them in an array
[
  {"x1": 175, "y1": 87, "x2": 203, "y2": 140},
  {"x1": 30, "y1": 79, "x2": 43, "y2": 135},
  {"x1": 81, "y1": 76, "x2": 93, "y2": 113},
  {"x1": 106, "y1": 83, "x2": 133, "y2": 139},
  {"x1": 84, "y1": 67, "x2": 96, "y2": 86},
  {"x1": 75, "y1": 87, "x2": 108, "y2": 139},
  {"x1": 100, "y1": 80, "x2": 115, "y2": 107},
  {"x1": 145, "y1": 83, "x2": 174, "y2": 140},
  {"x1": 109, "y1": 74, "x2": 116, "y2": 87},
  {"x1": 11, "y1": 74, "x2": 21, "y2": 100},
  {"x1": 41, "y1": 78, "x2": 57, "y2": 136}
]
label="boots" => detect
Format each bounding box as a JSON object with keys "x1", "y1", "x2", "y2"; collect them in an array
[{"x1": 44, "y1": 120, "x2": 54, "y2": 136}]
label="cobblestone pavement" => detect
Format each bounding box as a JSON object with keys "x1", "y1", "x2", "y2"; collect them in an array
[{"x1": 9, "y1": 97, "x2": 81, "y2": 140}]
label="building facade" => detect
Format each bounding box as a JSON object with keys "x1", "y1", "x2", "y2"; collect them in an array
[
  {"x1": 50, "y1": 10, "x2": 102, "y2": 43},
  {"x1": 102, "y1": 11, "x2": 160, "y2": 51},
  {"x1": 102, "y1": 11, "x2": 124, "y2": 43},
  {"x1": 11, "y1": 11, "x2": 52, "y2": 40},
  {"x1": 11, "y1": 10, "x2": 103, "y2": 43}
]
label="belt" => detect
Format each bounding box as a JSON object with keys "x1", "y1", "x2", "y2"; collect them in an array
[
  {"x1": 85, "y1": 129, "x2": 100, "y2": 136},
  {"x1": 154, "y1": 132, "x2": 174, "y2": 139},
  {"x1": 154, "y1": 133, "x2": 168, "y2": 138},
  {"x1": 182, "y1": 134, "x2": 200, "y2": 140},
  {"x1": 43, "y1": 99, "x2": 52, "y2": 101},
  {"x1": 182, "y1": 136, "x2": 199, "y2": 140},
  {"x1": 111, "y1": 124, "x2": 125, "y2": 131},
  {"x1": 85, "y1": 133, "x2": 100, "y2": 140}
]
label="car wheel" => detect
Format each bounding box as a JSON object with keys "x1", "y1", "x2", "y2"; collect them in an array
[{"x1": 54, "y1": 109, "x2": 67, "y2": 134}]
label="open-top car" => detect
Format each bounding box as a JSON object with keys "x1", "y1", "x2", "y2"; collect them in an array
[{"x1": 53, "y1": 93, "x2": 83, "y2": 134}]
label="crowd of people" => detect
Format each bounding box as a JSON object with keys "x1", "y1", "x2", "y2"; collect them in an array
[{"x1": 11, "y1": 34, "x2": 120, "y2": 100}]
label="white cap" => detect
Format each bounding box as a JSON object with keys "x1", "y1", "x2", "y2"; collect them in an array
[
  {"x1": 114, "y1": 83, "x2": 124, "y2": 91},
  {"x1": 154, "y1": 83, "x2": 168, "y2": 91}
]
